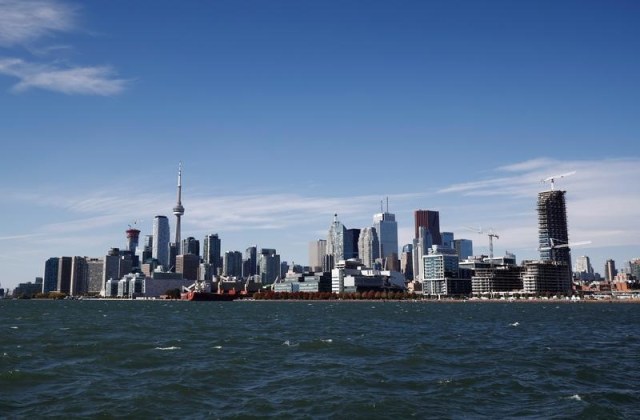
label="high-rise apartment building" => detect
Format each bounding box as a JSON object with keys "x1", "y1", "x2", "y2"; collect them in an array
[
  {"x1": 43, "y1": 257, "x2": 59, "y2": 293},
  {"x1": 358, "y1": 227, "x2": 380, "y2": 269},
  {"x1": 574, "y1": 255, "x2": 594, "y2": 281},
  {"x1": 152, "y1": 215, "x2": 170, "y2": 268},
  {"x1": 203, "y1": 234, "x2": 221, "y2": 275},
  {"x1": 70, "y1": 256, "x2": 88, "y2": 296},
  {"x1": 87, "y1": 258, "x2": 104, "y2": 294},
  {"x1": 57, "y1": 256, "x2": 72, "y2": 294},
  {"x1": 415, "y1": 209, "x2": 442, "y2": 246}
]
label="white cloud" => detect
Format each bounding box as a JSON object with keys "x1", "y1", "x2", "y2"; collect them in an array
[
  {"x1": 0, "y1": 0, "x2": 128, "y2": 95},
  {"x1": 0, "y1": 57, "x2": 126, "y2": 95},
  {"x1": 0, "y1": 0, "x2": 75, "y2": 47}
]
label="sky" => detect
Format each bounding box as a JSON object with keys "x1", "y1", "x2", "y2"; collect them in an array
[{"x1": 0, "y1": 0, "x2": 638, "y2": 290}]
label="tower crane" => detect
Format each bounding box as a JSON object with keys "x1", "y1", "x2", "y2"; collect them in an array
[
  {"x1": 541, "y1": 171, "x2": 576, "y2": 191},
  {"x1": 465, "y1": 226, "x2": 499, "y2": 259},
  {"x1": 538, "y1": 238, "x2": 591, "y2": 252}
]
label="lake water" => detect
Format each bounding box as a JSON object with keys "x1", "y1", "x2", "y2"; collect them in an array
[{"x1": 1, "y1": 300, "x2": 639, "y2": 418}]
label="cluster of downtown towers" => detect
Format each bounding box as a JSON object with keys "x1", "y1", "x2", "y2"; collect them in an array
[{"x1": 38, "y1": 165, "x2": 574, "y2": 296}]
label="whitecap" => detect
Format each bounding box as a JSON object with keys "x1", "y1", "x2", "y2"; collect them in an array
[
  {"x1": 154, "y1": 346, "x2": 181, "y2": 351},
  {"x1": 282, "y1": 340, "x2": 298, "y2": 347},
  {"x1": 510, "y1": 322, "x2": 520, "y2": 327},
  {"x1": 213, "y1": 345, "x2": 222, "y2": 349},
  {"x1": 321, "y1": 339, "x2": 333, "y2": 343},
  {"x1": 10, "y1": 326, "x2": 18, "y2": 329},
  {"x1": 569, "y1": 394, "x2": 582, "y2": 401},
  {"x1": 59, "y1": 327, "x2": 70, "y2": 330}
]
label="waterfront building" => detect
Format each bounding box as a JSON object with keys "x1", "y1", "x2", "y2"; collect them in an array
[
  {"x1": 103, "y1": 248, "x2": 133, "y2": 290},
  {"x1": 537, "y1": 190, "x2": 571, "y2": 270},
  {"x1": 13, "y1": 278, "x2": 43, "y2": 297},
  {"x1": 308, "y1": 239, "x2": 327, "y2": 272},
  {"x1": 203, "y1": 234, "x2": 221, "y2": 275},
  {"x1": 358, "y1": 227, "x2": 380, "y2": 269},
  {"x1": 454, "y1": 239, "x2": 473, "y2": 261},
  {"x1": 470, "y1": 261, "x2": 523, "y2": 295},
  {"x1": 422, "y1": 246, "x2": 470, "y2": 296},
  {"x1": 327, "y1": 214, "x2": 346, "y2": 267},
  {"x1": 273, "y1": 271, "x2": 332, "y2": 293},
  {"x1": 331, "y1": 259, "x2": 405, "y2": 294},
  {"x1": 223, "y1": 251, "x2": 243, "y2": 277},
  {"x1": 199, "y1": 263, "x2": 213, "y2": 281},
  {"x1": 176, "y1": 254, "x2": 200, "y2": 281},
  {"x1": 152, "y1": 215, "x2": 170, "y2": 269},
  {"x1": 43, "y1": 257, "x2": 59, "y2": 293},
  {"x1": 86, "y1": 258, "x2": 104, "y2": 294},
  {"x1": 415, "y1": 209, "x2": 442, "y2": 246},
  {"x1": 630, "y1": 259, "x2": 640, "y2": 281},
  {"x1": 522, "y1": 260, "x2": 572, "y2": 295},
  {"x1": 243, "y1": 245, "x2": 257, "y2": 278},
  {"x1": 69, "y1": 256, "x2": 88, "y2": 296},
  {"x1": 259, "y1": 248, "x2": 280, "y2": 285},
  {"x1": 57, "y1": 256, "x2": 72, "y2": 294}
]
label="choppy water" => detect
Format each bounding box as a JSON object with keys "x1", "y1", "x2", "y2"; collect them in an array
[{"x1": 1, "y1": 300, "x2": 639, "y2": 418}]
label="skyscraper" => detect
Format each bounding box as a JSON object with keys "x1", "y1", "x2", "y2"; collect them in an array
[
  {"x1": 223, "y1": 251, "x2": 243, "y2": 277},
  {"x1": 70, "y1": 256, "x2": 88, "y2": 296},
  {"x1": 327, "y1": 214, "x2": 346, "y2": 265},
  {"x1": 152, "y1": 215, "x2": 170, "y2": 268},
  {"x1": 604, "y1": 259, "x2": 617, "y2": 282},
  {"x1": 574, "y1": 255, "x2": 594, "y2": 281},
  {"x1": 454, "y1": 239, "x2": 473, "y2": 261},
  {"x1": 537, "y1": 190, "x2": 571, "y2": 268},
  {"x1": 373, "y1": 208, "x2": 398, "y2": 261},
  {"x1": 173, "y1": 163, "x2": 185, "y2": 249},
  {"x1": 243, "y1": 245, "x2": 257, "y2": 278},
  {"x1": 259, "y1": 248, "x2": 280, "y2": 284},
  {"x1": 57, "y1": 256, "x2": 72, "y2": 294},
  {"x1": 308, "y1": 239, "x2": 327, "y2": 271},
  {"x1": 358, "y1": 227, "x2": 380, "y2": 268},
  {"x1": 203, "y1": 234, "x2": 221, "y2": 275},
  {"x1": 182, "y1": 237, "x2": 200, "y2": 256},
  {"x1": 43, "y1": 257, "x2": 59, "y2": 294},
  {"x1": 441, "y1": 232, "x2": 454, "y2": 249},
  {"x1": 414, "y1": 209, "x2": 442, "y2": 246},
  {"x1": 345, "y1": 228, "x2": 361, "y2": 260}
]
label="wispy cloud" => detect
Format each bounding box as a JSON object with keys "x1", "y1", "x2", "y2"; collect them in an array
[
  {"x1": 0, "y1": 0, "x2": 127, "y2": 95},
  {"x1": 0, "y1": 0, "x2": 75, "y2": 48},
  {"x1": 0, "y1": 57, "x2": 126, "y2": 95}
]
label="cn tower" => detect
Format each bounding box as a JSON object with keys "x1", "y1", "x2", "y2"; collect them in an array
[{"x1": 173, "y1": 162, "x2": 185, "y2": 248}]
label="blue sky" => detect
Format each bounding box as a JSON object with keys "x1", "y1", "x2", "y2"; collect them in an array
[{"x1": 0, "y1": 0, "x2": 638, "y2": 289}]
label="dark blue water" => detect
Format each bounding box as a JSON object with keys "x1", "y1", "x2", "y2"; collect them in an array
[{"x1": 1, "y1": 300, "x2": 639, "y2": 418}]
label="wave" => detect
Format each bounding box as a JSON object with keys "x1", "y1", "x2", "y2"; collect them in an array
[{"x1": 154, "y1": 346, "x2": 181, "y2": 351}]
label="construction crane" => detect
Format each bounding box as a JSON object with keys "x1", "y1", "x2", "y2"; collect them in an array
[
  {"x1": 541, "y1": 171, "x2": 576, "y2": 191},
  {"x1": 538, "y1": 238, "x2": 591, "y2": 252},
  {"x1": 465, "y1": 226, "x2": 499, "y2": 259}
]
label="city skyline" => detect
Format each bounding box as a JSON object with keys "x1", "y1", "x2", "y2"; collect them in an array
[{"x1": 0, "y1": 1, "x2": 639, "y2": 289}]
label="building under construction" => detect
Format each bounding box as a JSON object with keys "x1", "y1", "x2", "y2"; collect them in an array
[
  {"x1": 472, "y1": 264, "x2": 524, "y2": 295},
  {"x1": 522, "y1": 260, "x2": 572, "y2": 295},
  {"x1": 534, "y1": 188, "x2": 573, "y2": 294}
]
